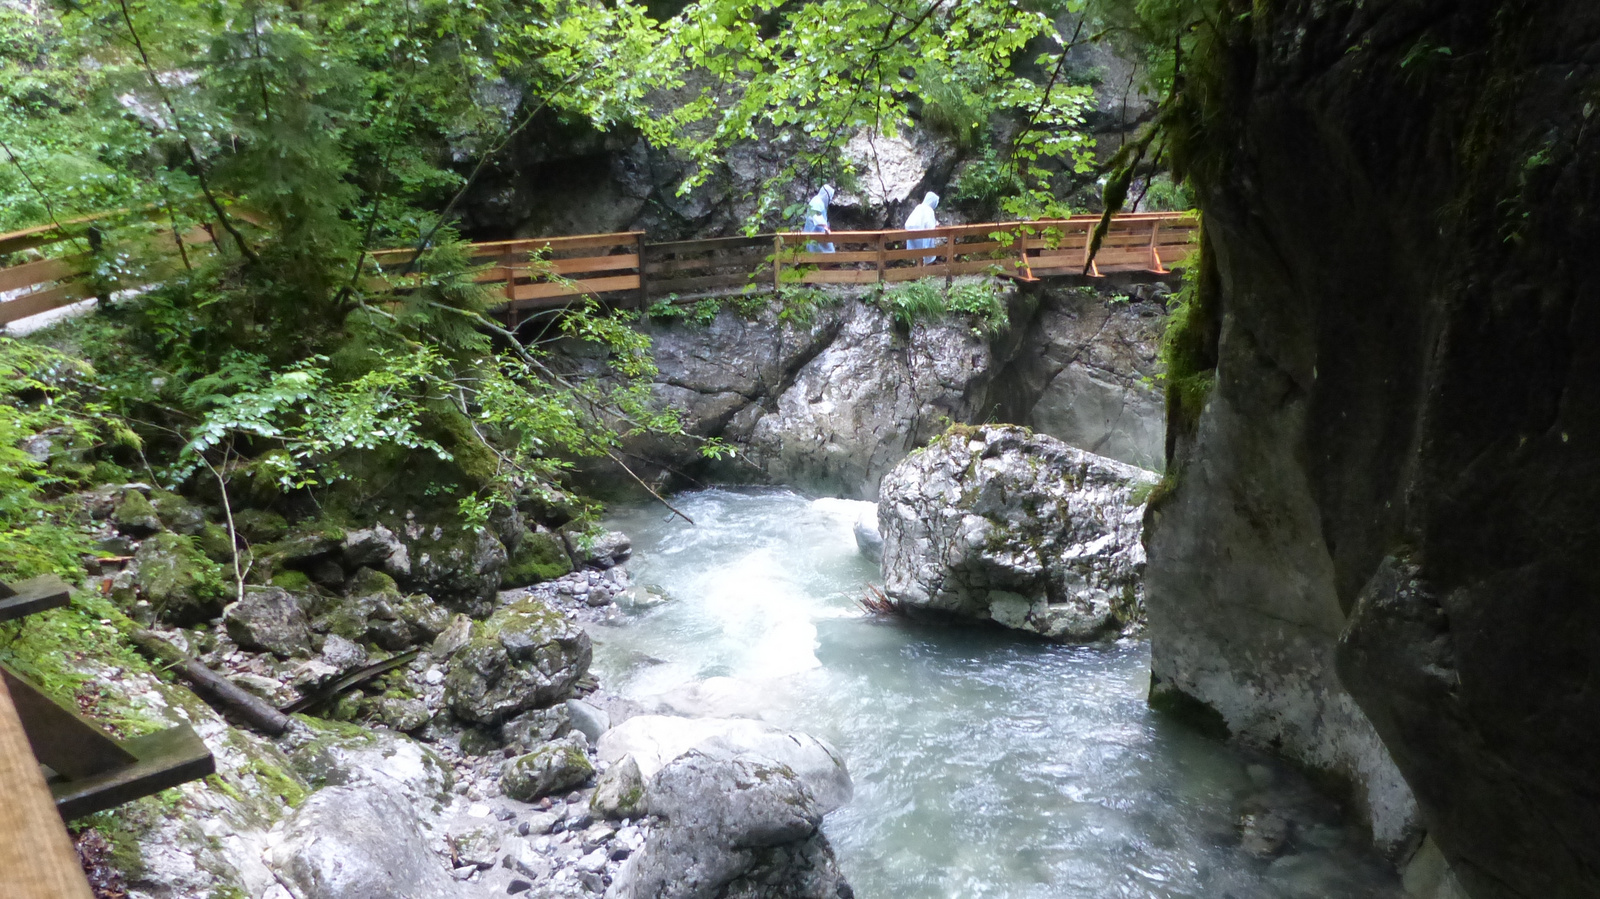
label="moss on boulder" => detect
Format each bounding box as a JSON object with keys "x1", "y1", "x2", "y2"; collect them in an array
[
  {"x1": 500, "y1": 529, "x2": 573, "y2": 588},
  {"x1": 500, "y1": 733, "x2": 593, "y2": 801},
  {"x1": 443, "y1": 599, "x2": 591, "y2": 724},
  {"x1": 115, "y1": 532, "x2": 230, "y2": 625}
]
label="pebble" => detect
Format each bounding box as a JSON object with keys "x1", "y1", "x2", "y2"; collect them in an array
[
  {"x1": 507, "y1": 879, "x2": 532, "y2": 895},
  {"x1": 576, "y1": 848, "x2": 608, "y2": 873}
]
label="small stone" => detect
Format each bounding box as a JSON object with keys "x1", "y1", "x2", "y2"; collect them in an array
[
  {"x1": 507, "y1": 879, "x2": 532, "y2": 895},
  {"x1": 500, "y1": 734, "x2": 594, "y2": 802},
  {"x1": 578, "y1": 871, "x2": 605, "y2": 893},
  {"x1": 608, "y1": 846, "x2": 631, "y2": 861},
  {"x1": 321, "y1": 633, "x2": 369, "y2": 674},
  {"x1": 424, "y1": 666, "x2": 445, "y2": 686},
  {"x1": 565, "y1": 699, "x2": 610, "y2": 746},
  {"x1": 590, "y1": 754, "x2": 645, "y2": 820},
  {"x1": 576, "y1": 848, "x2": 608, "y2": 873}
]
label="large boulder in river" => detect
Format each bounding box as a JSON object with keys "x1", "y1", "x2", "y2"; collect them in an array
[
  {"x1": 878, "y1": 424, "x2": 1156, "y2": 641},
  {"x1": 443, "y1": 599, "x2": 591, "y2": 724},
  {"x1": 606, "y1": 748, "x2": 852, "y2": 899},
  {"x1": 596, "y1": 715, "x2": 853, "y2": 814}
]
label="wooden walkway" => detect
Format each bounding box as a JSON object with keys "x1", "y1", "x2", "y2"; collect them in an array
[{"x1": 0, "y1": 211, "x2": 1196, "y2": 327}]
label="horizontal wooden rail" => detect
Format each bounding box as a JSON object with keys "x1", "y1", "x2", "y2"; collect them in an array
[{"x1": 2, "y1": 212, "x2": 1196, "y2": 328}]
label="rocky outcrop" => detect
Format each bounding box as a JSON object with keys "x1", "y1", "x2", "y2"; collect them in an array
[
  {"x1": 598, "y1": 715, "x2": 854, "y2": 899},
  {"x1": 1144, "y1": 3, "x2": 1600, "y2": 897},
  {"x1": 594, "y1": 282, "x2": 1167, "y2": 501},
  {"x1": 878, "y1": 424, "x2": 1155, "y2": 640},
  {"x1": 444, "y1": 599, "x2": 593, "y2": 724},
  {"x1": 267, "y1": 785, "x2": 470, "y2": 899}
]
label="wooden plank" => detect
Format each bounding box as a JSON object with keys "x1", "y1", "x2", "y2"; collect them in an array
[
  {"x1": 52, "y1": 724, "x2": 214, "y2": 821},
  {"x1": 541, "y1": 253, "x2": 639, "y2": 276},
  {"x1": 470, "y1": 231, "x2": 643, "y2": 254},
  {"x1": 882, "y1": 245, "x2": 950, "y2": 263},
  {"x1": 648, "y1": 272, "x2": 764, "y2": 294},
  {"x1": 0, "y1": 576, "x2": 71, "y2": 623},
  {"x1": 0, "y1": 281, "x2": 94, "y2": 325},
  {"x1": 644, "y1": 235, "x2": 773, "y2": 257},
  {"x1": 1, "y1": 667, "x2": 135, "y2": 780},
  {"x1": 643, "y1": 250, "x2": 774, "y2": 276},
  {"x1": 0, "y1": 674, "x2": 95, "y2": 898},
  {"x1": 788, "y1": 250, "x2": 882, "y2": 265},
  {"x1": 509, "y1": 274, "x2": 641, "y2": 301},
  {"x1": 0, "y1": 256, "x2": 88, "y2": 294},
  {"x1": 799, "y1": 269, "x2": 882, "y2": 285}
]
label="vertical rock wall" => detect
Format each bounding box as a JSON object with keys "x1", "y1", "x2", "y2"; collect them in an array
[{"x1": 1143, "y1": 2, "x2": 1600, "y2": 896}]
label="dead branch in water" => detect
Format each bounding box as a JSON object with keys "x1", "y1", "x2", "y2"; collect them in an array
[{"x1": 858, "y1": 584, "x2": 909, "y2": 618}]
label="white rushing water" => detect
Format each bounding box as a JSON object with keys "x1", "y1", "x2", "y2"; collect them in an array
[{"x1": 597, "y1": 487, "x2": 1405, "y2": 899}]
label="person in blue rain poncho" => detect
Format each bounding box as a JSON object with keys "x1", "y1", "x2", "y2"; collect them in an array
[
  {"x1": 904, "y1": 191, "x2": 940, "y2": 264},
  {"x1": 803, "y1": 185, "x2": 835, "y2": 253}
]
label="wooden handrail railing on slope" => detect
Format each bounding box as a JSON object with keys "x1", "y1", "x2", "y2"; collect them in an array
[{"x1": 2, "y1": 212, "x2": 1197, "y2": 327}]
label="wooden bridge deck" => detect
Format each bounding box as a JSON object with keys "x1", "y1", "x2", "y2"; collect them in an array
[{"x1": 0, "y1": 211, "x2": 1196, "y2": 327}]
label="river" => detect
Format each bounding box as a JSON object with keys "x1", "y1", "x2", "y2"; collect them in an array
[{"x1": 597, "y1": 487, "x2": 1405, "y2": 899}]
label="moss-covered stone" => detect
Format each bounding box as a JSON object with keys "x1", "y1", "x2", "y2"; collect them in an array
[
  {"x1": 149, "y1": 489, "x2": 205, "y2": 536},
  {"x1": 112, "y1": 490, "x2": 162, "y2": 537},
  {"x1": 233, "y1": 508, "x2": 289, "y2": 544},
  {"x1": 500, "y1": 529, "x2": 573, "y2": 588},
  {"x1": 443, "y1": 599, "x2": 591, "y2": 724},
  {"x1": 499, "y1": 733, "x2": 593, "y2": 801},
  {"x1": 115, "y1": 533, "x2": 230, "y2": 626}
]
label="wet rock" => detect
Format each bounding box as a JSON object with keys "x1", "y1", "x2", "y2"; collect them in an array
[
  {"x1": 320, "y1": 634, "x2": 369, "y2": 675},
  {"x1": 878, "y1": 424, "x2": 1156, "y2": 641},
  {"x1": 266, "y1": 785, "x2": 468, "y2": 899},
  {"x1": 852, "y1": 515, "x2": 882, "y2": 563},
  {"x1": 502, "y1": 528, "x2": 575, "y2": 588},
  {"x1": 112, "y1": 489, "x2": 162, "y2": 537},
  {"x1": 597, "y1": 715, "x2": 851, "y2": 813},
  {"x1": 150, "y1": 489, "x2": 206, "y2": 536},
  {"x1": 445, "y1": 599, "x2": 592, "y2": 724},
  {"x1": 223, "y1": 586, "x2": 312, "y2": 658},
  {"x1": 566, "y1": 698, "x2": 610, "y2": 746},
  {"x1": 566, "y1": 528, "x2": 631, "y2": 570},
  {"x1": 503, "y1": 705, "x2": 574, "y2": 752},
  {"x1": 590, "y1": 754, "x2": 646, "y2": 820},
  {"x1": 363, "y1": 696, "x2": 432, "y2": 733},
  {"x1": 501, "y1": 733, "x2": 595, "y2": 801},
  {"x1": 114, "y1": 532, "x2": 230, "y2": 626},
  {"x1": 233, "y1": 508, "x2": 289, "y2": 544},
  {"x1": 286, "y1": 723, "x2": 454, "y2": 809},
  {"x1": 1240, "y1": 811, "x2": 1291, "y2": 859},
  {"x1": 608, "y1": 750, "x2": 849, "y2": 899}
]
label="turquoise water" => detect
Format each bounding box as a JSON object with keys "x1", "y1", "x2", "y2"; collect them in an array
[{"x1": 597, "y1": 487, "x2": 1405, "y2": 899}]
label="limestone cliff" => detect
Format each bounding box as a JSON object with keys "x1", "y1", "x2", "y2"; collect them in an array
[{"x1": 1143, "y1": 3, "x2": 1600, "y2": 897}]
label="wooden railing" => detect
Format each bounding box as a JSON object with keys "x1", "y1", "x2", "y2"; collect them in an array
[{"x1": 1, "y1": 211, "x2": 1196, "y2": 327}]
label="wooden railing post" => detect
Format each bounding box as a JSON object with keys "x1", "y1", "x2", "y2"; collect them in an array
[
  {"x1": 636, "y1": 232, "x2": 649, "y2": 308},
  {"x1": 1149, "y1": 220, "x2": 1166, "y2": 273},
  {"x1": 773, "y1": 235, "x2": 783, "y2": 292},
  {"x1": 1081, "y1": 223, "x2": 1100, "y2": 278},
  {"x1": 943, "y1": 227, "x2": 954, "y2": 290},
  {"x1": 0, "y1": 676, "x2": 96, "y2": 899},
  {"x1": 876, "y1": 232, "x2": 886, "y2": 282}
]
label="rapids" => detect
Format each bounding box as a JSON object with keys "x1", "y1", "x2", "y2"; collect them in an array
[{"x1": 597, "y1": 487, "x2": 1405, "y2": 899}]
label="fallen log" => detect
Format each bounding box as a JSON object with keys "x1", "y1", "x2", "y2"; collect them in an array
[{"x1": 127, "y1": 629, "x2": 290, "y2": 736}]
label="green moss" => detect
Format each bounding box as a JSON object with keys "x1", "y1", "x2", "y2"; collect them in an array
[
  {"x1": 1147, "y1": 675, "x2": 1230, "y2": 741},
  {"x1": 501, "y1": 530, "x2": 573, "y2": 587},
  {"x1": 111, "y1": 489, "x2": 161, "y2": 534},
  {"x1": 0, "y1": 591, "x2": 168, "y2": 737},
  {"x1": 270, "y1": 569, "x2": 314, "y2": 593},
  {"x1": 239, "y1": 756, "x2": 310, "y2": 808},
  {"x1": 1157, "y1": 233, "x2": 1220, "y2": 439},
  {"x1": 114, "y1": 532, "x2": 230, "y2": 626}
]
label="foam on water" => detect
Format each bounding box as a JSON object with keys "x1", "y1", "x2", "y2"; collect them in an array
[{"x1": 598, "y1": 487, "x2": 1405, "y2": 899}]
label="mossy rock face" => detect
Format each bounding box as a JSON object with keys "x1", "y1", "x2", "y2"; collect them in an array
[
  {"x1": 149, "y1": 489, "x2": 205, "y2": 536},
  {"x1": 443, "y1": 599, "x2": 592, "y2": 724},
  {"x1": 233, "y1": 508, "x2": 289, "y2": 544},
  {"x1": 309, "y1": 566, "x2": 449, "y2": 651},
  {"x1": 196, "y1": 522, "x2": 237, "y2": 563},
  {"x1": 500, "y1": 529, "x2": 574, "y2": 588},
  {"x1": 115, "y1": 532, "x2": 230, "y2": 626},
  {"x1": 499, "y1": 733, "x2": 593, "y2": 801},
  {"x1": 112, "y1": 490, "x2": 162, "y2": 537}
]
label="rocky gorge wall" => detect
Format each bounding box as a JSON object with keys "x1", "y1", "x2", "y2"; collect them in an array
[
  {"x1": 1143, "y1": 3, "x2": 1600, "y2": 898},
  {"x1": 576, "y1": 280, "x2": 1170, "y2": 500}
]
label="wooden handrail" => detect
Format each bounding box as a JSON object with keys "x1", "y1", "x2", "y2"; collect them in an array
[
  {"x1": 0, "y1": 675, "x2": 94, "y2": 899},
  {"x1": 1, "y1": 212, "x2": 1197, "y2": 326}
]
